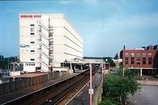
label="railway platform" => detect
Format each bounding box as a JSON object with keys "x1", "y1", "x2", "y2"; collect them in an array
[{"x1": 0, "y1": 71, "x2": 83, "y2": 104}]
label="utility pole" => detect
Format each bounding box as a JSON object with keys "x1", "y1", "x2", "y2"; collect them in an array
[
  {"x1": 7, "y1": 57, "x2": 9, "y2": 71},
  {"x1": 89, "y1": 63, "x2": 93, "y2": 105}
]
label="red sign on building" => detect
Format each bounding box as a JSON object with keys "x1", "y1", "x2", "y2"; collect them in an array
[{"x1": 20, "y1": 14, "x2": 41, "y2": 18}]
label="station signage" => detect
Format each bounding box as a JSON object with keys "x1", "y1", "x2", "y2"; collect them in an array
[
  {"x1": 20, "y1": 44, "x2": 30, "y2": 48},
  {"x1": 20, "y1": 14, "x2": 41, "y2": 18},
  {"x1": 70, "y1": 59, "x2": 104, "y2": 64},
  {"x1": 20, "y1": 44, "x2": 30, "y2": 52}
]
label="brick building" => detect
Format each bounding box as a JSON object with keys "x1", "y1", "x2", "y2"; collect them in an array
[{"x1": 120, "y1": 45, "x2": 158, "y2": 76}]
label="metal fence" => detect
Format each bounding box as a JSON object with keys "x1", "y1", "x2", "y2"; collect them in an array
[{"x1": 0, "y1": 72, "x2": 68, "y2": 95}]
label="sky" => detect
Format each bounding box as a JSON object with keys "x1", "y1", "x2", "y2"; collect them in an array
[{"x1": 0, "y1": 0, "x2": 158, "y2": 57}]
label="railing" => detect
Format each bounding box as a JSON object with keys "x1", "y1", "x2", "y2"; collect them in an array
[
  {"x1": 41, "y1": 59, "x2": 49, "y2": 67},
  {"x1": 37, "y1": 21, "x2": 53, "y2": 31},
  {"x1": 39, "y1": 32, "x2": 49, "y2": 40},
  {"x1": 37, "y1": 21, "x2": 49, "y2": 31},
  {"x1": 39, "y1": 41, "x2": 49, "y2": 50},
  {"x1": 37, "y1": 20, "x2": 54, "y2": 72}
]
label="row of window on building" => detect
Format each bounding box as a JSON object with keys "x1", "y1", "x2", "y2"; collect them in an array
[
  {"x1": 25, "y1": 62, "x2": 35, "y2": 66},
  {"x1": 30, "y1": 23, "x2": 47, "y2": 35},
  {"x1": 30, "y1": 24, "x2": 35, "y2": 35},
  {"x1": 124, "y1": 53, "x2": 152, "y2": 65}
]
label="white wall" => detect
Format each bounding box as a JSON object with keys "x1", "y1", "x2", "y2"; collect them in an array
[
  {"x1": 20, "y1": 14, "x2": 83, "y2": 70},
  {"x1": 50, "y1": 15, "x2": 83, "y2": 67},
  {"x1": 23, "y1": 63, "x2": 36, "y2": 72},
  {"x1": 20, "y1": 15, "x2": 41, "y2": 72}
]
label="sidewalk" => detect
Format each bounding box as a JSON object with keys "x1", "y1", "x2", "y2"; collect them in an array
[
  {"x1": 127, "y1": 86, "x2": 158, "y2": 105},
  {"x1": 137, "y1": 76, "x2": 158, "y2": 86},
  {"x1": 138, "y1": 80, "x2": 158, "y2": 86}
]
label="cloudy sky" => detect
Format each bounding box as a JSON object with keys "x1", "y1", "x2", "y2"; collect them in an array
[{"x1": 0, "y1": 0, "x2": 158, "y2": 57}]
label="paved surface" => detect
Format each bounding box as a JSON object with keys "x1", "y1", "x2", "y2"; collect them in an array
[
  {"x1": 138, "y1": 76, "x2": 158, "y2": 86},
  {"x1": 8, "y1": 72, "x2": 48, "y2": 78},
  {"x1": 127, "y1": 76, "x2": 158, "y2": 105},
  {"x1": 127, "y1": 86, "x2": 158, "y2": 105}
]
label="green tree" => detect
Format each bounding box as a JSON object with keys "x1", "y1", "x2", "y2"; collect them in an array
[
  {"x1": 0, "y1": 55, "x2": 18, "y2": 69},
  {"x1": 101, "y1": 68, "x2": 141, "y2": 105},
  {"x1": 103, "y1": 57, "x2": 116, "y2": 67},
  {"x1": 99, "y1": 98, "x2": 119, "y2": 105}
]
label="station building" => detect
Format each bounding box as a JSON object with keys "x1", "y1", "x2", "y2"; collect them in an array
[
  {"x1": 19, "y1": 14, "x2": 83, "y2": 72},
  {"x1": 120, "y1": 45, "x2": 158, "y2": 76}
]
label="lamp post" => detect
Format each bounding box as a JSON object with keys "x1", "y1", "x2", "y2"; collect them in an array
[
  {"x1": 102, "y1": 62, "x2": 104, "y2": 79},
  {"x1": 2, "y1": 53, "x2": 9, "y2": 71},
  {"x1": 7, "y1": 57, "x2": 9, "y2": 71},
  {"x1": 89, "y1": 63, "x2": 93, "y2": 105},
  {"x1": 5, "y1": 53, "x2": 9, "y2": 71},
  {"x1": 0, "y1": 52, "x2": 2, "y2": 70}
]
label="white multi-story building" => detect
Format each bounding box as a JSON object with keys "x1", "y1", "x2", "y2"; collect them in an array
[{"x1": 19, "y1": 14, "x2": 83, "y2": 72}]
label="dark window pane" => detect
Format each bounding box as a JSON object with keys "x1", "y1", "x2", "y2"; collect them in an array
[
  {"x1": 30, "y1": 33, "x2": 34, "y2": 35},
  {"x1": 30, "y1": 41, "x2": 35, "y2": 44},
  {"x1": 148, "y1": 61, "x2": 152, "y2": 65},
  {"x1": 30, "y1": 50, "x2": 35, "y2": 52},
  {"x1": 131, "y1": 61, "x2": 134, "y2": 64},
  {"x1": 143, "y1": 61, "x2": 146, "y2": 64},
  {"x1": 30, "y1": 59, "x2": 35, "y2": 61},
  {"x1": 30, "y1": 24, "x2": 34, "y2": 26}
]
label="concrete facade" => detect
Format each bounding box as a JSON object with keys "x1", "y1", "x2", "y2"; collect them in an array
[{"x1": 19, "y1": 14, "x2": 83, "y2": 72}]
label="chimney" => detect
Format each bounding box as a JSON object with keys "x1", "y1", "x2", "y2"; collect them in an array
[{"x1": 123, "y1": 45, "x2": 125, "y2": 50}]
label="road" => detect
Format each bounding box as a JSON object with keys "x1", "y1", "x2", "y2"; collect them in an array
[{"x1": 127, "y1": 85, "x2": 158, "y2": 105}]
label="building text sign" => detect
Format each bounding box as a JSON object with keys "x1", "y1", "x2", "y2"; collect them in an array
[{"x1": 20, "y1": 14, "x2": 41, "y2": 18}]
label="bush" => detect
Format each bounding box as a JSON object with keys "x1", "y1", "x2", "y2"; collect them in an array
[
  {"x1": 101, "y1": 68, "x2": 141, "y2": 105},
  {"x1": 99, "y1": 98, "x2": 120, "y2": 105},
  {"x1": 153, "y1": 75, "x2": 158, "y2": 78}
]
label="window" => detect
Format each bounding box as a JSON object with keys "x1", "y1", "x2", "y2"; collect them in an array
[
  {"x1": 30, "y1": 27, "x2": 34, "y2": 35},
  {"x1": 25, "y1": 63, "x2": 35, "y2": 66},
  {"x1": 30, "y1": 27, "x2": 34, "y2": 33},
  {"x1": 125, "y1": 53, "x2": 129, "y2": 64},
  {"x1": 148, "y1": 53, "x2": 152, "y2": 65},
  {"x1": 30, "y1": 41, "x2": 35, "y2": 44},
  {"x1": 30, "y1": 33, "x2": 34, "y2": 35},
  {"x1": 30, "y1": 50, "x2": 35, "y2": 52},
  {"x1": 25, "y1": 63, "x2": 29, "y2": 66},
  {"x1": 30, "y1": 24, "x2": 34, "y2": 26},
  {"x1": 142, "y1": 53, "x2": 146, "y2": 65},
  {"x1": 29, "y1": 63, "x2": 35, "y2": 66},
  {"x1": 49, "y1": 50, "x2": 53, "y2": 54},
  {"x1": 49, "y1": 41, "x2": 53, "y2": 45},
  {"x1": 136, "y1": 53, "x2": 140, "y2": 65},
  {"x1": 30, "y1": 59, "x2": 35, "y2": 61},
  {"x1": 131, "y1": 53, "x2": 134, "y2": 64}
]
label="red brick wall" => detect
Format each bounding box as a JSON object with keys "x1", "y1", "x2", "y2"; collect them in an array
[{"x1": 121, "y1": 50, "x2": 158, "y2": 68}]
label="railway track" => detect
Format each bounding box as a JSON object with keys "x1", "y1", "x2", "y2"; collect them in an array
[{"x1": 3, "y1": 67, "x2": 98, "y2": 105}]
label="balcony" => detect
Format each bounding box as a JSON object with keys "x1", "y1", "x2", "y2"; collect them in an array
[
  {"x1": 49, "y1": 44, "x2": 53, "y2": 48},
  {"x1": 38, "y1": 21, "x2": 49, "y2": 31},
  {"x1": 49, "y1": 36, "x2": 53, "y2": 40},
  {"x1": 49, "y1": 62, "x2": 54, "y2": 65},
  {"x1": 49, "y1": 52, "x2": 53, "y2": 56},
  {"x1": 48, "y1": 26, "x2": 53, "y2": 31}
]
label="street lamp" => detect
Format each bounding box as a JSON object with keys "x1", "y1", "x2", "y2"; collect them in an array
[
  {"x1": 102, "y1": 62, "x2": 104, "y2": 79},
  {"x1": 0, "y1": 52, "x2": 2, "y2": 70},
  {"x1": 4, "y1": 53, "x2": 9, "y2": 71},
  {"x1": 7, "y1": 57, "x2": 9, "y2": 71},
  {"x1": 89, "y1": 63, "x2": 93, "y2": 105}
]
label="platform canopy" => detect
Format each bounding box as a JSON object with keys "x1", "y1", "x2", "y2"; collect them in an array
[{"x1": 70, "y1": 58, "x2": 105, "y2": 64}]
